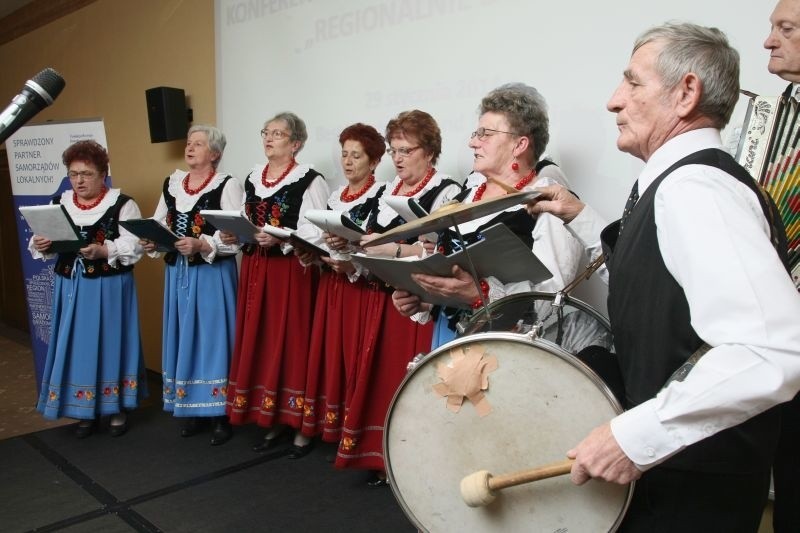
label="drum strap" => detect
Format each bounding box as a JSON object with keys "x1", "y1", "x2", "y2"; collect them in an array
[{"x1": 663, "y1": 343, "x2": 711, "y2": 387}]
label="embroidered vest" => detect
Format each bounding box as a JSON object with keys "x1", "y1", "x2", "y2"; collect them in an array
[
  {"x1": 162, "y1": 174, "x2": 235, "y2": 266},
  {"x1": 241, "y1": 168, "x2": 323, "y2": 256},
  {"x1": 54, "y1": 194, "x2": 135, "y2": 278}
]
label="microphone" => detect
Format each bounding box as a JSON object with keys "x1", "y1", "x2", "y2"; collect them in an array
[{"x1": 0, "y1": 68, "x2": 66, "y2": 145}]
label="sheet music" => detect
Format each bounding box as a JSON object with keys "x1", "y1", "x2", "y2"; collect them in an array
[
  {"x1": 383, "y1": 196, "x2": 428, "y2": 221},
  {"x1": 382, "y1": 196, "x2": 437, "y2": 242},
  {"x1": 237, "y1": 220, "x2": 329, "y2": 257},
  {"x1": 19, "y1": 204, "x2": 85, "y2": 252},
  {"x1": 304, "y1": 209, "x2": 365, "y2": 242}
]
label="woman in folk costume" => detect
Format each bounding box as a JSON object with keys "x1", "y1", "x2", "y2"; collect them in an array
[
  {"x1": 32, "y1": 140, "x2": 147, "y2": 438},
  {"x1": 298, "y1": 123, "x2": 386, "y2": 446},
  {"x1": 142, "y1": 124, "x2": 241, "y2": 446},
  {"x1": 225, "y1": 112, "x2": 329, "y2": 458},
  {"x1": 337, "y1": 110, "x2": 462, "y2": 485},
  {"x1": 393, "y1": 83, "x2": 583, "y2": 349}
]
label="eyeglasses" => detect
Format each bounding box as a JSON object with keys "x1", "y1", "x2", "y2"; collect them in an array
[
  {"x1": 470, "y1": 127, "x2": 516, "y2": 140},
  {"x1": 386, "y1": 146, "x2": 421, "y2": 157},
  {"x1": 260, "y1": 129, "x2": 290, "y2": 140},
  {"x1": 68, "y1": 170, "x2": 98, "y2": 179}
]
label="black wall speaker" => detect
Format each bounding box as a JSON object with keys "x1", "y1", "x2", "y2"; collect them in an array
[{"x1": 145, "y1": 87, "x2": 188, "y2": 143}]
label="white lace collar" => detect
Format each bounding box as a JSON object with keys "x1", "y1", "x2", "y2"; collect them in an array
[
  {"x1": 167, "y1": 169, "x2": 228, "y2": 212},
  {"x1": 60, "y1": 188, "x2": 122, "y2": 225},
  {"x1": 248, "y1": 162, "x2": 313, "y2": 197},
  {"x1": 327, "y1": 180, "x2": 384, "y2": 211}
]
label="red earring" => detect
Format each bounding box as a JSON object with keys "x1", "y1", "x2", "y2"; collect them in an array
[{"x1": 511, "y1": 161, "x2": 519, "y2": 172}]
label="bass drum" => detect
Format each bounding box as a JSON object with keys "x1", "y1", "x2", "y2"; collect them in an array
[{"x1": 385, "y1": 332, "x2": 632, "y2": 532}]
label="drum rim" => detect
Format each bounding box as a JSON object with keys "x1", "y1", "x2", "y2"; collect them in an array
[
  {"x1": 383, "y1": 331, "x2": 633, "y2": 532},
  {"x1": 462, "y1": 290, "x2": 611, "y2": 336}
]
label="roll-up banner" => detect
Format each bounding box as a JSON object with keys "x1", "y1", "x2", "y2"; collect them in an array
[{"x1": 5, "y1": 119, "x2": 108, "y2": 391}]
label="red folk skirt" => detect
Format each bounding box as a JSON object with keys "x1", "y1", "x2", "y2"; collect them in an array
[
  {"x1": 226, "y1": 250, "x2": 318, "y2": 428},
  {"x1": 334, "y1": 285, "x2": 433, "y2": 472},
  {"x1": 300, "y1": 272, "x2": 380, "y2": 442}
]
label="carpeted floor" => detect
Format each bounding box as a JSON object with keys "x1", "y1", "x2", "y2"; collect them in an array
[
  {"x1": 0, "y1": 323, "x2": 72, "y2": 440},
  {"x1": 0, "y1": 325, "x2": 776, "y2": 532},
  {"x1": 0, "y1": 406, "x2": 415, "y2": 533},
  {"x1": 0, "y1": 324, "x2": 414, "y2": 533}
]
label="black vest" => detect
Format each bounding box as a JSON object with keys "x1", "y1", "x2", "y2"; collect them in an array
[
  {"x1": 54, "y1": 194, "x2": 135, "y2": 278},
  {"x1": 162, "y1": 174, "x2": 236, "y2": 266},
  {"x1": 242, "y1": 168, "x2": 324, "y2": 256},
  {"x1": 602, "y1": 148, "x2": 788, "y2": 472}
]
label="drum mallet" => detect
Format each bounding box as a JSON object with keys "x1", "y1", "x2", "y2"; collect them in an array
[{"x1": 460, "y1": 458, "x2": 575, "y2": 507}]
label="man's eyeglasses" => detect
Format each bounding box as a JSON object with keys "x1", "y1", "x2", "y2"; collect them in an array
[
  {"x1": 260, "y1": 129, "x2": 290, "y2": 140},
  {"x1": 386, "y1": 146, "x2": 421, "y2": 157},
  {"x1": 68, "y1": 170, "x2": 98, "y2": 179},
  {"x1": 470, "y1": 127, "x2": 516, "y2": 140}
]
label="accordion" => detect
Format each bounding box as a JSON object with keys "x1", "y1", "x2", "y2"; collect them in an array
[{"x1": 735, "y1": 91, "x2": 800, "y2": 287}]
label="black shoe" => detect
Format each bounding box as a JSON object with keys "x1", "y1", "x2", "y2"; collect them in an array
[
  {"x1": 287, "y1": 441, "x2": 315, "y2": 459},
  {"x1": 210, "y1": 418, "x2": 232, "y2": 446},
  {"x1": 109, "y1": 413, "x2": 128, "y2": 437},
  {"x1": 180, "y1": 417, "x2": 203, "y2": 438},
  {"x1": 252, "y1": 429, "x2": 290, "y2": 453},
  {"x1": 75, "y1": 419, "x2": 96, "y2": 439},
  {"x1": 366, "y1": 471, "x2": 388, "y2": 487}
]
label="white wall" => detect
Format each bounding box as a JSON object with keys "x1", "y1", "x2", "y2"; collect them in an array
[{"x1": 215, "y1": 0, "x2": 785, "y2": 311}]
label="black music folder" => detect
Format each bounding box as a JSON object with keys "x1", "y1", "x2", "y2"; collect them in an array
[
  {"x1": 119, "y1": 219, "x2": 180, "y2": 252},
  {"x1": 18, "y1": 204, "x2": 87, "y2": 253},
  {"x1": 198, "y1": 210, "x2": 262, "y2": 243},
  {"x1": 350, "y1": 223, "x2": 551, "y2": 307}
]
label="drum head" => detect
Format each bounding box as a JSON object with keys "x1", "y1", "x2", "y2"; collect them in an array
[{"x1": 385, "y1": 333, "x2": 631, "y2": 532}]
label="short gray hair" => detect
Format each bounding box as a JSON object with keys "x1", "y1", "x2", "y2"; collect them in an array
[
  {"x1": 480, "y1": 83, "x2": 549, "y2": 163},
  {"x1": 187, "y1": 124, "x2": 226, "y2": 168},
  {"x1": 634, "y1": 22, "x2": 739, "y2": 128},
  {"x1": 265, "y1": 112, "x2": 308, "y2": 153}
]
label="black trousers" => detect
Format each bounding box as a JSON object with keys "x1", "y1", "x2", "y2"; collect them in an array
[
  {"x1": 619, "y1": 466, "x2": 771, "y2": 533},
  {"x1": 773, "y1": 394, "x2": 800, "y2": 533}
]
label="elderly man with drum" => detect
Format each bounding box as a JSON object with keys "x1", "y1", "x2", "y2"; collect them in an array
[{"x1": 528, "y1": 22, "x2": 800, "y2": 532}]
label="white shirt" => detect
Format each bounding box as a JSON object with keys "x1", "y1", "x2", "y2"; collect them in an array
[{"x1": 566, "y1": 128, "x2": 800, "y2": 469}]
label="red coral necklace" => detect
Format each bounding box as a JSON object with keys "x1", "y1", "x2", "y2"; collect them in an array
[
  {"x1": 74, "y1": 186, "x2": 108, "y2": 211},
  {"x1": 340, "y1": 174, "x2": 375, "y2": 203},
  {"x1": 472, "y1": 170, "x2": 536, "y2": 202},
  {"x1": 392, "y1": 167, "x2": 435, "y2": 197},
  {"x1": 183, "y1": 169, "x2": 216, "y2": 195},
  {"x1": 262, "y1": 159, "x2": 297, "y2": 187}
]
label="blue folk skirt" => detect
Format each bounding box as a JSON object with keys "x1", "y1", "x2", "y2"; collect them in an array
[
  {"x1": 161, "y1": 258, "x2": 237, "y2": 417},
  {"x1": 36, "y1": 269, "x2": 147, "y2": 420}
]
